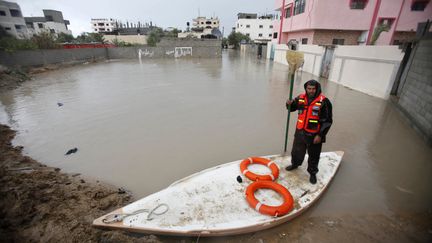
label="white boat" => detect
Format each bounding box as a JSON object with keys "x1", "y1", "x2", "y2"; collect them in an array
[{"x1": 93, "y1": 151, "x2": 344, "y2": 236}]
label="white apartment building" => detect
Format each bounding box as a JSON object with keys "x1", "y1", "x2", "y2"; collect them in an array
[
  {"x1": 91, "y1": 18, "x2": 116, "y2": 33},
  {"x1": 0, "y1": 0, "x2": 29, "y2": 39},
  {"x1": 178, "y1": 16, "x2": 221, "y2": 39},
  {"x1": 235, "y1": 13, "x2": 275, "y2": 43},
  {"x1": 193, "y1": 16, "x2": 219, "y2": 29},
  {"x1": 25, "y1": 9, "x2": 72, "y2": 36}
]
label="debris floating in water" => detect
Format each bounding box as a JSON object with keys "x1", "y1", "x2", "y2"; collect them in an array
[
  {"x1": 65, "y1": 148, "x2": 78, "y2": 155},
  {"x1": 118, "y1": 187, "x2": 126, "y2": 194},
  {"x1": 236, "y1": 175, "x2": 242, "y2": 183},
  {"x1": 57, "y1": 102, "x2": 63, "y2": 107}
]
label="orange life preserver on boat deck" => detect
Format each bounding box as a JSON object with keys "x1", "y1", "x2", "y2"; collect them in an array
[
  {"x1": 245, "y1": 181, "x2": 294, "y2": 217},
  {"x1": 240, "y1": 157, "x2": 279, "y2": 181}
]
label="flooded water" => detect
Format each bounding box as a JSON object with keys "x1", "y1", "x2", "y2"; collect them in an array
[{"x1": 0, "y1": 50, "x2": 431, "y2": 218}]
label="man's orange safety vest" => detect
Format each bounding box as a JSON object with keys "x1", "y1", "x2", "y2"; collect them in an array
[{"x1": 296, "y1": 93, "x2": 326, "y2": 133}]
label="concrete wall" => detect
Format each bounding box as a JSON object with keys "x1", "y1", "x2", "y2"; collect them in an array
[
  {"x1": 269, "y1": 43, "x2": 404, "y2": 99},
  {"x1": 330, "y1": 45, "x2": 404, "y2": 99},
  {"x1": 0, "y1": 48, "x2": 108, "y2": 67},
  {"x1": 269, "y1": 43, "x2": 324, "y2": 77},
  {"x1": 396, "y1": 39, "x2": 432, "y2": 144},
  {"x1": 313, "y1": 30, "x2": 363, "y2": 45},
  {"x1": 104, "y1": 35, "x2": 148, "y2": 45},
  {"x1": 240, "y1": 44, "x2": 268, "y2": 59},
  {"x1": 108, "y1": 39, "x2": 222, "y2": 59},
  {"x1": 0, "y1": 39, "x2": 222, "y2": 67}
]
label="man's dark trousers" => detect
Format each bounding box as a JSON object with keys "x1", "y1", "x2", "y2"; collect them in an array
[{"x1": 291, "y1": 131, "x2": 322, "y2": 175}]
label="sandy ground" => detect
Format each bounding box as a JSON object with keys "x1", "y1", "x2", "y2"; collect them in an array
[{"x1": 0, "y1": 69, "x2": 431, "y2": 243}]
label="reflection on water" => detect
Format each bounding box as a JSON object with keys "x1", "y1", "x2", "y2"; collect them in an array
[{"x1": 0, "y1": 50, "x2": 430, "y2": 217}]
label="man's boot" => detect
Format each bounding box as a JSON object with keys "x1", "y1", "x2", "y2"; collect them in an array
[
  {"x1": 309, "y1": 174, "x2": 317, "y2": 184},
  {"x1": 285, "y1": 165, "x2": 298, "y2": 171}
]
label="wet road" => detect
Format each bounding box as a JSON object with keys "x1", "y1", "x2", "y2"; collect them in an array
[{"x1": 0, "y1": 50, "x2": 431, "y2": 219}]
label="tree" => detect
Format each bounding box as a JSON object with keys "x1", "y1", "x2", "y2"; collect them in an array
[
  {"x1": 221, "y1": 37, "x2": 228, "y2": 48},
  {"x1": 75, "y1": 32, "x2": 105, "y2": 43},
  {"x1": 111, "y1": 38, "x2": 133, "y2": 47},
  {"x1": 147, "y1": 27, "x2": 164, "y2": 46},
  {"x1": 370, "y1": 23, "x2": 391, "y2": 45},
  {"x1": 56, "y1": 33, "x2": 74, "y2": 43},
  {"x1": 31, "y1": 32, "x2": 59, "y2": 49},
  {"x1": 164, "y1": 28, "x2": 181, "y2": 38},
  {"x1": 0, "y1": 36, "x2": 37, "y2": 52},
  {"x1": 227, "y1": 31, "x2": 250, "y2": 49}
]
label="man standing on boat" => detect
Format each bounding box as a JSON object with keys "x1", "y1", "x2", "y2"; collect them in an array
[{"x1": 285, "y1": 80, "x2": 333, "y2": 184}]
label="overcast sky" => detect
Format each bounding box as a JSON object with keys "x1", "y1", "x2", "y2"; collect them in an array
[{"x1": 13, "y1": 0, "x2": 277, "y2": 37}]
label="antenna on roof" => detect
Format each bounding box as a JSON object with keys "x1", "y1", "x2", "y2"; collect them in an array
[{"x1": 198, "y1": 8, "x2": 200, "y2": 17}]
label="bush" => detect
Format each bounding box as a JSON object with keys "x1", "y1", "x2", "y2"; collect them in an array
[
  {"x1": 56, "y1": 33, "x2": 74, "y2": 43},
  {"x1": 0, "y1": 36, "x2": 37, "y2": 52},
  {"x1": 111, "y1": 38, "x2": 133, "y2": 47},
  {"x1": 31, "y1": 32, "x2": 60, "y2": 49}
]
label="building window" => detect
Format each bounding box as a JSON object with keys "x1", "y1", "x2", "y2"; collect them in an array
[
  {"x1": 38, "y1": 23, "x2": 43, "y2": 28},
  {"x1": 269, "y1": 25, "x2": 273, "y2": 28},
  {"x1": 332, "y1": 39, "x2": 345, "y2": 45},
  {"x1": 285, "y1": 6, "x2": 292, "y2": 18},
  {"x1": 14, "y1": 25, "x2": 21, "y2": 30},
  {"x1": 5, "y1": 27, "x2": 11, "y2": 30},
  {"x1": 46, "y1": 15, "x2": 53, "y2": 21},
  {"x1": 9, "y1": 9, "x2": 22, "y2": 17},
  {"x1": 411, "y1": 0, "x2": 429, "y2": 11},
  {"x1": 246, "y1": 33, "x2": 250, "y2": 37},
  {"x1": 273, "y1": 32, "x2": 278, "y2": 38},
  {"x1": 350, "y1": 0, "x2": 368, "y2": 9},
  {"x1": 259, "y1": 25, "x2": 263, "y2": 28},
  {"x1": 378, "y1": 18, "x2": 395, "y2": 28},
  {"x1": 393, "y1": 40, "x2": 402, "y2": 45},
  {"x1": 258, "y1": 33, "x2": 263, "y2": 37},
  {"x1": 50, "y1": 29, "x2": 55, "y2": 33},
  {"x1": 269, "y1": 33, "x2": 272, "y2": 37},
  {"x1": 0, "y1": 10, "x2": 6, "y2": 16},
  {"x1": 294, "y1": 0, "x2": 306, "y2": 15},
  {"x1": 302, "y1": 38, "x2": 308, "y2": 44},
  {"x1": 246, "y1": 25, "x2": 250, "y2": 28}
]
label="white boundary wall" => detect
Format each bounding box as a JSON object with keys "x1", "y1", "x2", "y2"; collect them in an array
[
  {"x1": 268, "y1": 43, "x2": 404, "y2": 99},
  {"x1": 330, "y1": 46, "x2": 403, "y2": 99}
]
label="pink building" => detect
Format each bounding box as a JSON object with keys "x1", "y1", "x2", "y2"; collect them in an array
[{"x1": 273, "y1": 0, "x2": 432, "y2": 45}]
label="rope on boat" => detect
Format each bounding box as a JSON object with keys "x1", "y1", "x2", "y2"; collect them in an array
[{"x1": 102, "y1": 203, "x2": 169, "y2": 224}]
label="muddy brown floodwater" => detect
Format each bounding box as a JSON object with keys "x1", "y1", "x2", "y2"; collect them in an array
[{"x1": 0, "y1": 50, "x2": 431, "y2": 242}]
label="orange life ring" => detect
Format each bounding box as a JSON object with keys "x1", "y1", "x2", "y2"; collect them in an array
[
  {"x1": 245, "y1": 181, "x2": 294, "y2": 217},
  {"x1": 240, "y1": 157, "x2": 279, "y2": 181}
]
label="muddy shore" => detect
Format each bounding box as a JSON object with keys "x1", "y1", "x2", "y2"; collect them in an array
[
  {"x1": 0, "y1": 68, "x2": 431, "y2": 242},
  {"x1": 0, "y1": 124, "x2": 161, "y2": 242}
]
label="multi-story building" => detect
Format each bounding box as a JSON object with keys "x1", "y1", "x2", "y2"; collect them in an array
[
  {"x1": 193, "y1": 16, "x2": 220, "y2": 30},
  {"x1": 273, "y1": 0, "x2": 432, "y2": 45},
  {"x1": 0, "y1": 0, "x2": 29, "y2": 39},
  {"x1": 178, "y1": 16, "x2": 222, "y2": 39},
  {"x1": 235, "y1": 13, "x2": 275, "y2": 43},
  {"x1": 25, "y1": 9, "x2": 72, "y2": 36},
  {"x1": 91, "y1": 18, "x2": 116, "y2": 33}
]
